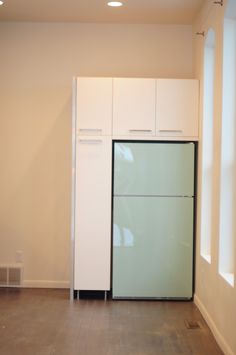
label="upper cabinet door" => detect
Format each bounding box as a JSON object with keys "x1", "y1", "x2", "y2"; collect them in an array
[
  {"x1": 156, "y1": 79, "x2": 199, "y2": 138},
  {"x1": 76, "y1": 77, "x2": 112, "y2": 135},
  {"x1": 113, "y1": 78, "x2": 156, "y2": 136}
]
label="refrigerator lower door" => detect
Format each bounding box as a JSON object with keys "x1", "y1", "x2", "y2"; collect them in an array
[{"x1": 112, "y1": 196, "x2": 194, "y2": 299}]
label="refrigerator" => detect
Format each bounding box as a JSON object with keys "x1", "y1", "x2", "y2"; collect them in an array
[{"x1": 112, "y1": 141, "x2": 195, "y2": 299}]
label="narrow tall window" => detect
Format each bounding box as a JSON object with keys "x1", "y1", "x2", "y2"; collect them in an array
[
  {"x1": 200, "y1": 29, "x2": 215, "y2": 263},
  {"x1": 219, "y1": 1, "x2": 235, "y2": 287}
]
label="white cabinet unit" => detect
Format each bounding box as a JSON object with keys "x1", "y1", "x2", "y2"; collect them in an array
[
  {"x1": 113, "y1": 78, "x2": 156, "y2": 136},
  {"x1": 156, "y1": 79, "x2": 199, "y2": 138},
  {"x1": 72, "y1": 76, "x2": 199, "y2": 298},
  {"x1": 74, "y1": 136, "x2": 112, "y2": 291},
  {"x1": 76, "y1": 77, "x2": 112, "y2": 136}
]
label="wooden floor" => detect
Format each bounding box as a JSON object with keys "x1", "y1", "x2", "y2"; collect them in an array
[{"x1": 0, "y1": 288, "x2": 223, "y2": 355}]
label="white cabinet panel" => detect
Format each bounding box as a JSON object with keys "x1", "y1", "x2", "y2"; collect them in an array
[
  {"x1": 113, "y1": 78, "x2": 156, "y2": 136},
  {"x1": 74, "y1": 136, "x2": 112, "y2": 290},
  {"x1": 156, "y1": 79, "x2": 199, "y2": 138},
  {"x1": 76, "y1": 77, "x2": 112, "y2": 135}
]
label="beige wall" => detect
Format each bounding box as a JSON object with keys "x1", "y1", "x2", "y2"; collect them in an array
[
  {"x1": 194, "y1": 1, "x2": 236, "y2": 354},
  {"x1": 0, "y1": 22, "x2": 193, "y2": 287}
]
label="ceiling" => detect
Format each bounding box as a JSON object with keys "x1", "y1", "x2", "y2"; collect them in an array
[{"x1": 0, "y1": 0, "x2": 204, "y2": 24}]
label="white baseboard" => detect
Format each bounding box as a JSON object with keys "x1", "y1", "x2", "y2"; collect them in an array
[
  {"x1": 194, "y1": 294, "x2": 234, "y2": 355},
  {"x1": 23, "y1": 279, "x2": 70, "y2": 289}
]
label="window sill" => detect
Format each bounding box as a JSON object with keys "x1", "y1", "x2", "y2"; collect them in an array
[
  {"x1": 201, "y1": 253, "x2": 211, "y2": 264},
  {"x1": 219, "y1": 272, "x2": 234, "y2": 287}
]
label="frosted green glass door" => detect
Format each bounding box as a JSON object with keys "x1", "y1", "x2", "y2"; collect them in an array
[
  {"x1": 112, "y1": 196, "x2": 194, "y2": 299},
  {"x1": 114, "y1": 142, "x2": 194, "y2": 196}
]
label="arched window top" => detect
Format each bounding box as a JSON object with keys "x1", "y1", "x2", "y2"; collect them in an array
[
  {"x1": 225, "y1": 0, "x2": 236, "y2": 20},
  {"x1": 205, "y1": 28, "x2": 215, "y2": 49}
]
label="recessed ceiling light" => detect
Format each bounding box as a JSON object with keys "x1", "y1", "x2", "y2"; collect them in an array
[
  {"x1": 107, "y1": 1, "x2": 123, "y2": 7},
  {"x1": 0, "y1": 1, "x2": 4, "y2": 5}
]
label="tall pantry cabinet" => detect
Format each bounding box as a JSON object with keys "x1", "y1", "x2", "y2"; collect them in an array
[
  {"x1": 72, "y1": 77, "x2": 199, "y2": 299},
  {"x1": 73, "y1": 78, "x2": 112, "y2": 294}
]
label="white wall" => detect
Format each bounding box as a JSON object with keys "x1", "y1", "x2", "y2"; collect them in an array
[
  {"x1": 194, "y1": 1, "x2": 236, "y2": 354},
  {"x1": 0, "y1": 22, "x2": 193, "y2": 288}
]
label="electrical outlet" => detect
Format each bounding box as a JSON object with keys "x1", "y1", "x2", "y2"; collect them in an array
[{"x1": 15, "y1": 250, "x2": 23, "y2": 263}]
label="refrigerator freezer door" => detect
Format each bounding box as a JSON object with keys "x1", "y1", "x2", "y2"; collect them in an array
[
  {"x1": 114, "y1": 142, "x2": 195, "y2": 197},
  {"x1": 112, "y1": 196, "x2": 194, "y2": 299}
]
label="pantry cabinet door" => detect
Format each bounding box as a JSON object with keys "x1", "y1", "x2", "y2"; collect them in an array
[{"x1": 74, "y1": 136, "x2": 112, "y2": 290}]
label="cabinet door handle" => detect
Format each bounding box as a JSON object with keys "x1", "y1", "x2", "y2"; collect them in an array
[
  {"x1": 78, "y1": 139, "x2": 103, "y2": 144},
  {"x1": 159, "y1": 129, "x2": 183, "y2": 133},
  {"x1": 129, "y1": 129, "x2": 152, "y2": 133},
  {"x1": 78, "y1": 128, "x2": 103, "y2": 133}
]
